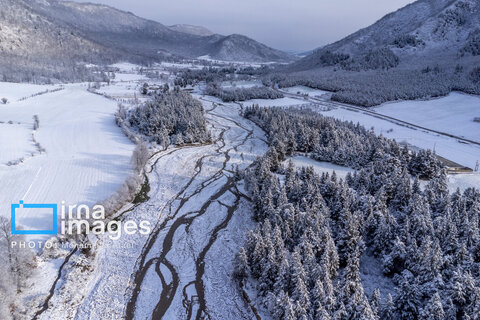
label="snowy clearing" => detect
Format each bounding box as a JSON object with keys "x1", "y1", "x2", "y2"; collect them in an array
[
  {"x1": 281, "y1": 85, "x2": 332, "y2": 99},
  {"x1": 445, "y1": 172, "x2": 480, "y2": 193},
  {"x1": 240, "y1": 96, "x2": 308, "y2": 108},
  {"x1": 221, "y1": 80, "x2": 262, "y2": 89},
  {"x1": 288, "y1": 155, "x2": 355, "y2": 179}
]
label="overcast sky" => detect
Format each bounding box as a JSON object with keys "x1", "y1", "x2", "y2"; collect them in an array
[{"x1": 73, "y1": 0, "x2": 415, "y2": 51}]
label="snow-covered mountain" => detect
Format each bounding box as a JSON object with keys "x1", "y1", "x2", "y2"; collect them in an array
[
  {"x1": 31, "y1": 0, "x2": 293, "y2": 62},
  {"x1": 0, "y1": 0, "x2": 124, "y2": 81},
  {"x1": 168, "y1": 24, "x2": 215, "y2": 36},
  {"x1": 293, "y1": 0, "x2": 480, "y2": 70},
  {"x1": 0, "y1": 0, "x2": 294, "y2": 81}
]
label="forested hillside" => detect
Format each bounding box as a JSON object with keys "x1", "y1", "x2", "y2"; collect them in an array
[
  {"x1": 276, "y1": 0, "x2": 480, "y2": 106},
  {"x1": 235, "y1": 106, "x2": 480, "y2": 319}
]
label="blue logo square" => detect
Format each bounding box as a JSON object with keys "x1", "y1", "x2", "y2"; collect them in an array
[{"x1": 11, "y1": 201, "x2": 58, "y2": 235}]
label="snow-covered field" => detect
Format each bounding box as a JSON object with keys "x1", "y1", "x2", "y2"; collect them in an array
[
  {"x1": 0, "y1": 82, "x2": 135, "y2": 237},
  {"x1": 0, "y1": 82, "x2": 63, "y2": 103},
  {"x1": 374, "y1": 92, "x2": 480, "y2": 143},
  {"x1": 445, "y1": 172, "x2": 480, "y2": 192},
  {"x1": 319, "y1": 107, "x2": 480, "y2": 170},
  {"x1": 240, "y1": 96, "x2": 308, "y2": 108},
  {"x1": 0, "y1": 122, "x2": 36, "y2": 164}
]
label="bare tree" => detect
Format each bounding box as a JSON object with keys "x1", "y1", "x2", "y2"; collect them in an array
[{"x1": 132, "y1": 141, "x2": 149, "y2": 174}]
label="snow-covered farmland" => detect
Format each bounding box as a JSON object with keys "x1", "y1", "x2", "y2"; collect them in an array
[
  {"x1": 0, "y1": 83, "x2": 135, "y2": 237},
  {"x1": 0, "y1": 82, "x2": 62, "y2": 102},
  {"x1": 374, "y1": 92, "x2": 480, "y2": 143},
  {"x1": 0, "y1": 122, "x2": 36, "y2": 164}
]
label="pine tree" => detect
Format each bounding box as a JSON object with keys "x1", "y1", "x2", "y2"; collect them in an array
[
  {"x1": 381, "y1": 294, "x2": 395, "y2": 320},
  {"x1": 420, "y1": 293, "x2": 445, "y2": 320},
  {"x1": 394, "y1": 271, "x2": 421, "y2": 320},
  {"x1": 370, "y1": 288, "x2": 381, "y2": 320}
]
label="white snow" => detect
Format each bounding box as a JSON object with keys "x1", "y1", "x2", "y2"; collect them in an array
[
  {"x1": 281, "y1": 85, "x2": 331, "y2": 99},
  {"x1": 221, "y1": 80, "x2": 262, "y2": 89},
  {"x1": 0, "y1": 82, "x2": 62, "y2": 102},
  {"x1": 374, "y1": 92, "x2": 480, "y2": 143},
  {"x1": 288, "y1": 155, "x2": 355, "y2": 179},
  {"x1": 360, "y1": 254, "x2": 395, "y2": 301},
  {"x1": 0, "y1": 122, "x2": 36, "y2": 164},
  {"x1": 310, "y1": 102, "x2": 480, "y2": 170},
  {"x1": 0, "y1": 83, "x2": 135, "y2": 239},
  {"x1": 446, "y1": 172, "x2": 480, "y2": 193},
  {"x1": 241, "y1": 97, "x2": 309, "y2": 108}
]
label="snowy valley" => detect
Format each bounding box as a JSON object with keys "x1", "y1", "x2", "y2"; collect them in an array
[
  {"x1": 0, "y1": 60, "x2": 478, "y2": 319},
  {"x1": 1, "y1": 0, "x2": 480, "y2": 319}
]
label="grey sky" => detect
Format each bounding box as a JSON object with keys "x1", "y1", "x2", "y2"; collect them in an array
[{"x1": 74, "y1": 0, "x2": 415, "y2": 51}]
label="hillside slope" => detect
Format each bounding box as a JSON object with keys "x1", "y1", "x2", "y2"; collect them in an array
[
  {"x1": 0, "y1": 0, "x2": 122, "y2": 82},
  {"x1": 277, "y1": 0, "x2": 480, "y2": 106},
  {"x1": 293, "y1": 0, "x2": 480, "y2": 70}
]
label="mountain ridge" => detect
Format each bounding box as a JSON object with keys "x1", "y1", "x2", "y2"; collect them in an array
[
  {"x1": 292, "y1": 0, "x2": 480, "y2": 71},
  {"x1": 0, "y1": 0, "x2": 294, "y2": 82},
  {"x1": 168, "y1": 24, "x2": 215, "y2": 36}
]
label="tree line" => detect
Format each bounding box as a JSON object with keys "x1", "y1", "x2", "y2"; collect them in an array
[
  {"x1": 265, "y1": 66, "x2": 480, "y2": 107},
  {"x1": 206, "y1": 83, "x2": 284, "y2": 102}
]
